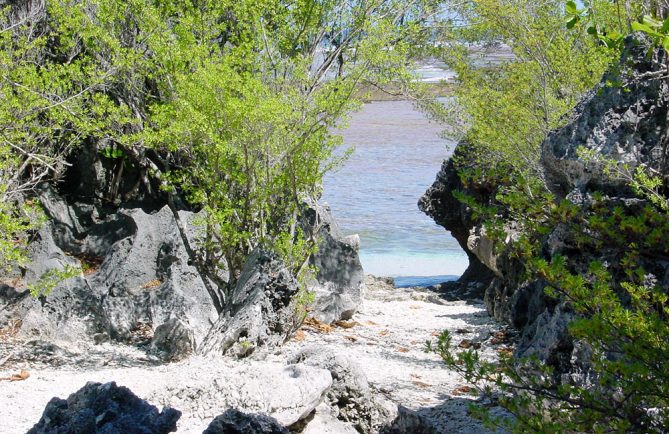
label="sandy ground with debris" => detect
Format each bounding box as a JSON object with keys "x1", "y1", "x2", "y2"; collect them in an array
[{"x1": 0, "y1": 277, "x2": 511, "y2": 433}]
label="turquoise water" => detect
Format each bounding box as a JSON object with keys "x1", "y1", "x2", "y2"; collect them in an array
[{"x1": 322, "y1": 100, "x2": 468, "y2": 281}]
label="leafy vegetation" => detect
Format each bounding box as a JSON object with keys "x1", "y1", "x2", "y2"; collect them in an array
[
  {"x1": 434, "y1": 0, "x2": 616, "y2": 180},
  {"x1": 0, "y1": 0, "x2": 443, "y2": 305},
  {"x1": 426, "y1": 1, "x2": 669, "y2": 432}
]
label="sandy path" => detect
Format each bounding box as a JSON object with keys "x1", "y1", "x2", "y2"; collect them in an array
[{"x1": 0, "y1": 277, "x2": 509, "y2": 433}]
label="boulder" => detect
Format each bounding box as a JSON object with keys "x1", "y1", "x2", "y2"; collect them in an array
[
  {"x1": 203, "y1": 409, "x2": 289, "y2": 434},
  {"x1": 420, "y1": 35, "x2": 669, "y2": 377},
  {"x1": 198, "y1": 250, "x2": 301, "y2": 357},
  {"x1": 291, "y1": 347, "x2": 431, "y2": 434},
  {"x1": 28, "y1": 381, "x2": 181, "y2": 434},
  {"x1": 303, "y1": 201, "x2": 364, "y2": 324},
  {"x1": 150, "y1": 318, "x2": 195, "y2": 362},
  {"x1": 151, "y1": 362, "x2": 332, "y2": 427},
  {"x1": 300, "y1": 404, "x2": 358, "y2": 434}
]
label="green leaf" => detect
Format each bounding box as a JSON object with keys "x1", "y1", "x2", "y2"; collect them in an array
[
  {"x1": 565, "y1": 1, "x2": 577, "y2": 15},
  {"x1": 661, "y1": 17, "x2": 669, "y2": 33},
  {"x1": 662, "y1": 37, "x2": 669, "y2": 52},
  {"x1": 566, "y1": 16, "x2": 579, "y2": 30},
  {"x1": 642, "y1": 15, "x2": 662, "y2": 29},
  {"x1": 586, "y1": 24, "x2": 597, "y2": 36},
  {"x1": 632, "y1": 21, "x2": 662, "y2": 38}
]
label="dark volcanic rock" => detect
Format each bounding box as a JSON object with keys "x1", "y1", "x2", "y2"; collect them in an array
[
  {"x1": 28, "y1": 381, "x2": 181, "y2": 434},
  {"x1": 198, "y1": 250, "x2": 300, "y2": 357},
  {"x1": 203, "y1": 409, "x2": 289, "y2": 434}
]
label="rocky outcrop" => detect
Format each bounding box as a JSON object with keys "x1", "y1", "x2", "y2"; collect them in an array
[
  {"x1": 421, "y1": 35, "x2": 669, "y2": 374},
  {"x1": 198, "y1": 250, "x2": 301, "y2": 357},
  {"x1": 1, "y1": 179, "x2": 363, "y2": 361},
  {"x1": 418, "y1": 144, "x2": 497, "y2": 300},
  {"x1": 203, "y1": 409, "x2": 289, "y2": 434},
  {"x1": 303, "y1": 201, "x2": 364, "y2": 324},
  {"x1": 152, "y1": 362, "x2": 333, "y2": 427},
  {"x1": 291, "y1": 346, "x2": 433, "y2": 434},
  {"x1": 542, "y1": 39, "x2": 668, "y2": 199},
  {"x1": 28, "y1": 381, "x2": 181, "y2": 434},
  {"x1": 2, "y1": 193, "x2": 220, "y2": 360}
]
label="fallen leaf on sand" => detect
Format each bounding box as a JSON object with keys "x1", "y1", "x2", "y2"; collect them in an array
[
  {"x1": 452, "y1": 386, "x2": 474, "y2": 396},
  {"x1": 431, "y1": 331, "x2": 441, "y2": 337},
  {"x1": 379, "y1": 329, "x2": 390, "y2": 336},
  {"x1": 344, "y1": 335, "x2": 357, "y2": 342},
  {"x1": 364, "y1": 320, "x2": 379, "y2": 326},
  {"x1": 140, "y1": 279, "x2": 162, "y2": 289},
  {"x1": 396, "y1": 347, "x2": 410, "y2": 353},
  {"x1": 490, "y1": 330, "x2": 509, "y2": 345},
  {"x1": 458, "y1": 339, "x2": 481, "y2": 350},
  {"x1": 293, "y1": 330, "x2": 306, "y2": 341},
  {"x1": 409, "y1": 304, "x2": 422, "y2": 310},
  {"x1": 0, "y1": 370, "x2": 30, "y2": 382},
  {"x1": 334, "y1": 320, "x2": 358, "y2": 329},
  {"x1": 498, "y1": 347, "x2": 513, "y2": 357},
  {"x1": 303, "y1": 317, "x2": 333, "y2": 333},
  {"x1": 412, "y1": 380, "x2": 431, "y2": 389}
]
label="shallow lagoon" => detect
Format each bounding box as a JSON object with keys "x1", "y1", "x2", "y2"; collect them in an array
[{"x1": 322, "y1": 100, "x2": 468, "y2": 285}]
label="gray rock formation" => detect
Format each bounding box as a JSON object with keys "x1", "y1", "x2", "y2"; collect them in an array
[
  {"x1": 542, "y1": 37, "x2": 668, "y2": 199},
  {"x1": 197, "y1": 250, "x2": 301, "y2": 357},
  {"x1": 151, "y1": 362, "x2": 332, "y2": 427},
  {"x1": 300, "y1": 404, "x2": 359, "y2": 434},
  {"x1": 291, "y1": 346, "x2": 432, "y2": 434},
  {"x1": 303, "y1": 202, "x2": 364, "y2": 324},
  {"x1": 421, "y1": 35, "x2": 669, "y2": 375},
  {"x1": 28, "y1": 381, "x2": 181, "y2": 434},
  {"x1": 419, "y1": 145, "x2": 497, "y2": 299},
  {"x1": 203, "y1": 409, "x2": 289, "y2": 434},
  {"x1": 3, "y1": 192, "x2": 219, "y2": 360}
]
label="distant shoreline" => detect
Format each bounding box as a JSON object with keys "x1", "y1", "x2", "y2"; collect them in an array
[{"x1": 358, "y1": 82, "x2": 454, "y2": 102}]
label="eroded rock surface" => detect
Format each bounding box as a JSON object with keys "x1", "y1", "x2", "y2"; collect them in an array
[
  {"x1": 203, "y1": 409, "x2": 289, "y2": 434},
  {"x1": 197, "y1": 250, "x2": 301, "y2": 357},
  {"x1": 304, "y1": 201, "x2": 364, "y2": 324},
  {"x1": 420, "y1": 35, "x2": 669, "y2": 376},
  {"x1": 28, "y1": 381, "x2": 181, "y2": 434}
]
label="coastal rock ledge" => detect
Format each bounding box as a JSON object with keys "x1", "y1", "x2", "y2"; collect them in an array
[{"x1": 420, "y1": 35, "x2": 669, "y2": 375}]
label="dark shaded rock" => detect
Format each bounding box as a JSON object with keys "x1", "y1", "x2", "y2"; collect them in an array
[
  {"x1": 198, "y1": 250, "x2": 300, "y2": 357},
  {"x1": 28, "y1": 381, "x2": 181, "y2": 434},
  {"x1": 37, "y1": 185, "x2": 135, "y2": 259},
  {"x1": 303, "y1": 201, "x2": 364, "y2": 323},
  {"x1": 203, "y1": 409, "x2": 289, "y2": 434},
  {"x1": 419, "y1": 146, "x2": 497, "y2": 299}
]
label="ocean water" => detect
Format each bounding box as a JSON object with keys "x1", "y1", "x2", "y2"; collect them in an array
[{"x1": 321, "y1": 100, "x2": 468, "y2": 283}]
